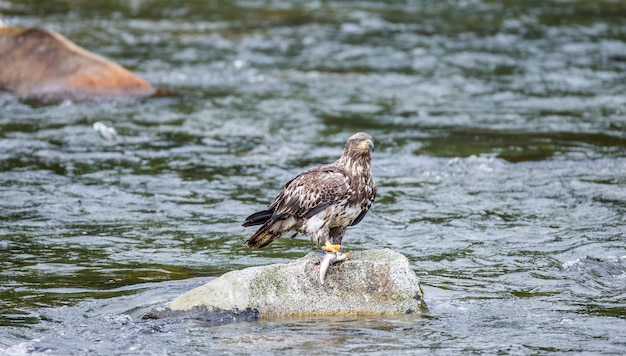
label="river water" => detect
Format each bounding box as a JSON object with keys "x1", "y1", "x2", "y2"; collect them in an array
[{"x1": 1, "y1": 0, "x2": 625, "y2": 354}]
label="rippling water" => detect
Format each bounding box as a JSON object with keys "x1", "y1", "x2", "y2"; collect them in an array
[{"x1": 1, "y1": 0, "x2": 625, "y2": 354}]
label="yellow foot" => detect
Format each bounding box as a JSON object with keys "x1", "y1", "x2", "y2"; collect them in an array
[{"x1": 323, "y1": 241, "x2": 342, "y2": 253}]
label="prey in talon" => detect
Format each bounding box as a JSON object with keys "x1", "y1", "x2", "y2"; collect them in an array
[
  {"x1": 316, "y1": 250, "x2": 350, "y2": 285},
  {"x1": 242, "y1": 132, "x2": 377, "y2": 266}
]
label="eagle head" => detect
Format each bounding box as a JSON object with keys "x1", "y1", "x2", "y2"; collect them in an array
[
  {"x1": 345, "y1": 132, "x2": 374, "y2": 155},
  {"x1": 346, "y1": 132, "x2": 374, "y2": 152},
  {"x1": 339, "y1": 132, "x2": 374, "y2": 170}
]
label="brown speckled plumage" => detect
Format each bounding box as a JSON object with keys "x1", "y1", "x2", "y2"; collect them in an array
[{"x1": 243, "y1": 132, "x2": 377, "y2": 249}]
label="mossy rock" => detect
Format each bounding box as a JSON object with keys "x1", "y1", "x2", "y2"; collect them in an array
[{"x1": 167, "y1": 249, "x2": 424, "y2": 319}]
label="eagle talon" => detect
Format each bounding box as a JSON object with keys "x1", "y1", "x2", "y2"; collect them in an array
[{"x1": 323, "y1": 240, "x2": 342, "y2": 253}]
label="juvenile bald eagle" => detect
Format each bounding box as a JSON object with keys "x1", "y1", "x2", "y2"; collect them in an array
[{"x1": 243, "y1": 132, "x2": 376, "y2": 253}]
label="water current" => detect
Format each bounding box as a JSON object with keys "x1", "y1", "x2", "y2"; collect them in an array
[{"x1": 1, "y1": 0, "x2": 625, "y2": 354}]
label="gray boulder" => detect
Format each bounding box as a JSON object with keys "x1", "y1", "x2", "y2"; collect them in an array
[{"x1": 167, "y1": 249, "x2": 424, "y2": 318}]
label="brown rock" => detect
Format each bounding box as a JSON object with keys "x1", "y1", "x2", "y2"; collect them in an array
[{"x1": 0, "y1": 26, "x2": 155, "y2": 101}]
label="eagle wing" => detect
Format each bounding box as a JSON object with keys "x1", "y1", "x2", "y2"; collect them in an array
[{"x1": 269, "y1": 164, "x2": 350, "y2": 220}]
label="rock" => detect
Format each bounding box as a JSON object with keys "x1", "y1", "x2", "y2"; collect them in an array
[
  {"x1": 0, "y1": 25, "x2": 155, "y2": 101},
  {"x1": 166, "y1": 249, "x2": 424, "y2": 318},
  {"x1": 142, "y1": 305, "x2": 260, "y2": 326}
]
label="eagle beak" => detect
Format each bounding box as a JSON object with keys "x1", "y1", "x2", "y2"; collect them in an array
[{"x1": 358, "y1": 139, "x2": 374, "y2": 152}]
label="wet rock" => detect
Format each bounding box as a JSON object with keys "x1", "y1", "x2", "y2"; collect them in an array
[
  {"x1": 167, "y1": 249, "x2": 424, "y2": 318},
  {"x1": 142, "y1": 306, "x2": 260, "y2": 326},
  {"x1": 0, "y1": 25, "x2": 155, "y2": 101}
]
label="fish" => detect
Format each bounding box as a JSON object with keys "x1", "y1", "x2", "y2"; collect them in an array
[{"x1": 317, "y1": 251, "x2": 349, "y2": 285}]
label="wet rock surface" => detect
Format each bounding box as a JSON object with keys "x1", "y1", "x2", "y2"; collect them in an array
[
  {"x1": 142, "y1": 306, "x2": 260, "y2": 326},
  {"x1": 165, "y1": 249, "x2": 424, "y2": 319}
]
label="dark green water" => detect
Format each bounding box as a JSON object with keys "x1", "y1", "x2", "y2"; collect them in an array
[{"x1": 1, "y1": 0, "x2": 625, "y2": 354}]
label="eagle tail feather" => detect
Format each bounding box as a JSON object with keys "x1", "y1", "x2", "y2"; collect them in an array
[
  {"x1": 246, "y1": 223, "x2": 281, "y2": 248},
  {"x1": 242, "y1": 209, "x2": 274, "y2": 227}
]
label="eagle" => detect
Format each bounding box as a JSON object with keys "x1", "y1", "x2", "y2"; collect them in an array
[{"x1": 243, "y1": 132, "x2": 376, "y2": 253}]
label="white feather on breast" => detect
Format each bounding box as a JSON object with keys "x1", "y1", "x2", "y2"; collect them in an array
[
  {"x1": 304, "y1": 202, "x2": 363, "y2": 232},
  {"x1": 303, "y1": 214, "x2": 326, "y2": 235}
]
